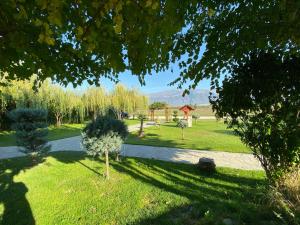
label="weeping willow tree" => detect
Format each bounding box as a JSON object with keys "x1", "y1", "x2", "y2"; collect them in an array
[
  {"x1": 83, "y1": 87, "x2": 108, "y2": 121},
  {"x1": 65, "y1": 91, "x2": 85, "y2": 123},
  {"x1": 48, "y1": 86, "x2": 70, "y2": 126},
  {"x1": 34, "y1": 79, "x2": 52, "y2": 110},
  {"x1": 5, "y1": 78, "x2": 33, "y2": 108},
  {"x1": 128, "y1": 89, "x2": 149, "y2": 118},
  {"x1": 73, "y1": 94, "x2": 85, "y2": 123},
  {"x1": 110, "y1": 84, "x2": 149, "y2": 119},
  {"x1": 65, "y1": 91, "x2": 76, "y2": 123},
  {"x1": 110, "y1": 84, "x2": 131, "y2": 119},
  {"x1": 0, "y1": 74, "x2": 50, "y2": 129},
  {"x1": 0, "y1": 75, "x2": 148, "y2": 128},
  {"x1": 0, "y1": 75, "x2": 47, "y2": 109}
]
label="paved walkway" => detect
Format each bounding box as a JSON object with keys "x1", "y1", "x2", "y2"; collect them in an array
[
  {"x1": 121, "y1": 145, "x2": 262, "y2": 170},
  {"x1": 0, "y1": 123, "x2": 262, "y2": 170}
]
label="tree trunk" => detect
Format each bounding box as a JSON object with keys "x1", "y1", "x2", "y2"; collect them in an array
[
  {"x1": 118, "y1": 112, "x2": 122, "y2": 120},
  {"x1": 55, "y1": 114, "x2": 61, "y2": 127},
  {"x1": 93, "y1": 111, "x2": 97, "y2": 121},
  {"x1": 151, "y1": 110, "x2": 154, "y2": 121},
  {"x1": 139, "y1": 119, "x2": 144, "y2": 137},
  {"x1": 105, "y1": 150, "x2": 109, "y2": 179},
  {"x1": 116, "y1": 153, "x2": 120, "y2": 162}
]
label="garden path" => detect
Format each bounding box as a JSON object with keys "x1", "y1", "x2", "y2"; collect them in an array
[{"x1": 0, "y1": 123, "x2": 262, "y2": 170}]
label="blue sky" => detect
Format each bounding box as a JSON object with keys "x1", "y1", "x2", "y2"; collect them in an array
[
  {"x1": 70, "y1": 66, "x2": 215, "y2": 95},
  {"x1": 99, "y1": 68, "x2": 212, "y2": 94},
  {"x1": 71, "y1": 68, "x2": 212, "y2": 94},
  {"x1": 71, "y1": 46, "x2": 215, "y2": 94}
]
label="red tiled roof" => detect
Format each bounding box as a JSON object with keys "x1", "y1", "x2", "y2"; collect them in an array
[{"x1": 179, "y1": 105, "x2": 195, "y2": 111}]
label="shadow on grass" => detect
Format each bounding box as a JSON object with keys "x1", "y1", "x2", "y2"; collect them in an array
[
  {"x1": 0, "y1": 132, "x2": 16, "y2": 147},
  {"x1": 47, "y1": 124, "x2": 83, "y2": 140},
  {"x1": 77, "y1": 161, "x2": 102, "y2": 176},
  {"x1": 162, "y1": 123, "x2": 178, "y2": 128},
  {"x1": 50, "y1": 152, "x2": 275, "y2": 225},
  {"x1": 1, "y1": 152, "x2": 274, "y2": 225},
  {"x1": 0, "y1": 124, "x2": 84, "y2": 147},
  {"x1": 126, "y1": 133, "x2": 212, "y2": 151},
  {"x1": 213, "y1": 129, "x2": 237, "y2": 136},
  {"x1": 110, "y1": 158, "x2": 274, "y2": 225},
  {"x1": 0, "y1": 157, "x2": 42, "y2": 225}
]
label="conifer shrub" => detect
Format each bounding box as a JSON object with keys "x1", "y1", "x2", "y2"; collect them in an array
[{"x1": 9, "y1": 108, "x2": 50, "y2": 160}]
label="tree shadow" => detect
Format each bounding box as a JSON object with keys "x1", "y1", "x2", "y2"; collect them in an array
[
  {"x1": 48, "y1": 152, "x2": 276, "y2": 224},
  {"x1": 0, "y1": 124, "x2": 83, "y2": 147},
  {"x1": 109, "y1": 158, "x2": 274, "y2": 225},
  {"x1": 0, "y1": 130, "x2": 17, "y2": 147},
  {"x1": 0, "y1": 157, "x2": 40, "y2": 225},
  {"x1": 77, "y1": 161, "x2": 102, "y2": 176},
  {"x1": 49, "y1": 151, "x2": 104, "y2": 176},
  {"x1": 126, "y1": 128, "x2": 214, "y2": 152},
  {"x1": 213, "y1": 129, "x2": 237, "y2": 136},
  {"x1": 47, "y1": 125, "x2": 83, "y2": 140},
  {"x1": 126, "y1": 132, "x2": 206, "y2": 151},
  {"x1": 162, "y1": 123, "x2": 178, "y2": 128},
  {"x1": 131, "y1": 202, "x2": 276, "y2": 225}
]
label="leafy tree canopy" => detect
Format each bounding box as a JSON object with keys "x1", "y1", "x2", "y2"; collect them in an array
[
  {"x1": 0, "y1": 0, "x2": 299, "y2": 88},
  {"x1": 149, "y1": 101, "x2": 167, "y2": 110},
  {"x1": 210, "y1": 51, "x2": 300, "y2": 181}
]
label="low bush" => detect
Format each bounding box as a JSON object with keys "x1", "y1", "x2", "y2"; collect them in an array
[
  {"x1": 172, "y1": 110, "x2": 179, "y2": 122},
  {"x1": 192, "y1": 114, "x2": 199, "y2": 123},
  {"x1": 177, "y1": 119, "x2": 188, "y2": 140},
  {"x1": 259, "y1": 168, "x2": 300, "y2": 225}
]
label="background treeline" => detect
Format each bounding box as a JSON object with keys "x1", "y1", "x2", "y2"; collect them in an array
[{"x1": 0, "y1": 76, "x2": 148, "y2": 130}]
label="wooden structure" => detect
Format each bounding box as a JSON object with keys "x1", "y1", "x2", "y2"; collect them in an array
[
  {"x1": 179, "y1": 105, "x2": 195, "y2": 119},
  {"x1": 149, "y1": 110, "x2": 155, "y2": 121},
  {"x1": 165, "y1": 107, "x2": 170, "y2": 122}
]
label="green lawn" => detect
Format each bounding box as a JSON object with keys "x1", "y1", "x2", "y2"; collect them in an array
[
  {"x1": 1, "y1": 120, "x2": 248, "y2": 154},
  {"x1": 0, "y1": 119, "x2": 139, "y2": 147},
  {"x1": 0, "y1": 124, "x2": 85, "y2": 147},
  {"x1": 126, "y1": 120, "x2": 250, "y2": 153},
  {"x1": 124, "y1": 119, "x2": 140, "y2": 126},
  {"x1": 0, "y1": 152, "x2": 284, "y2": 225}
]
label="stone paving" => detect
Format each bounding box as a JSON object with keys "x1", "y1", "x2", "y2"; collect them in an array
[
  {"x1": 0, "y1": 123, "x2": 262, "y2": 170},
  {"x1": 121, "y1": 144, "x2": 262, "y2": 170}
]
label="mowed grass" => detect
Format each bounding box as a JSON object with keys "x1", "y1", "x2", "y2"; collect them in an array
[
  {"x1": 0, "y1": 152, "x2": 283, "y2": 225},
  {"x1": 124, "y1": 119, "x2": 140, "y2": 126},
  {"x1": 0, "y1": 124, "x2": 85, "y2": 147},
  {"x1": 0, "y1": 119, "x2": 139, "y2": 147},
  {"x1": 126, "y1": 120, "x2": 250, "y2": 153}
]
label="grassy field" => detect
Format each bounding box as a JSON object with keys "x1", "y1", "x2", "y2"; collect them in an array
[
  {"x1": 0, "y1": 124, "x2": 85, "y2": 147},
  {"x1": 0, "y1": 120, "x2": 249, "y2": 153},
  {"x1": 127, "y1": 120, "x2": 250, "y2": 153},
  {"x1": 124, "y1": 119, "x2": 140, "y2": 126},
  {"x1": 0, "y1": 120, "x2": 139, "y2": 147},
  {"x1": 0, "y1": 151, "x2": 284, "y2": 225}
]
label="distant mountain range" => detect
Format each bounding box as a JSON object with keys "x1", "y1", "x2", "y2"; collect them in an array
[{"x1": 147, "y1": 89, "x2": 211, "y2": 106}]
